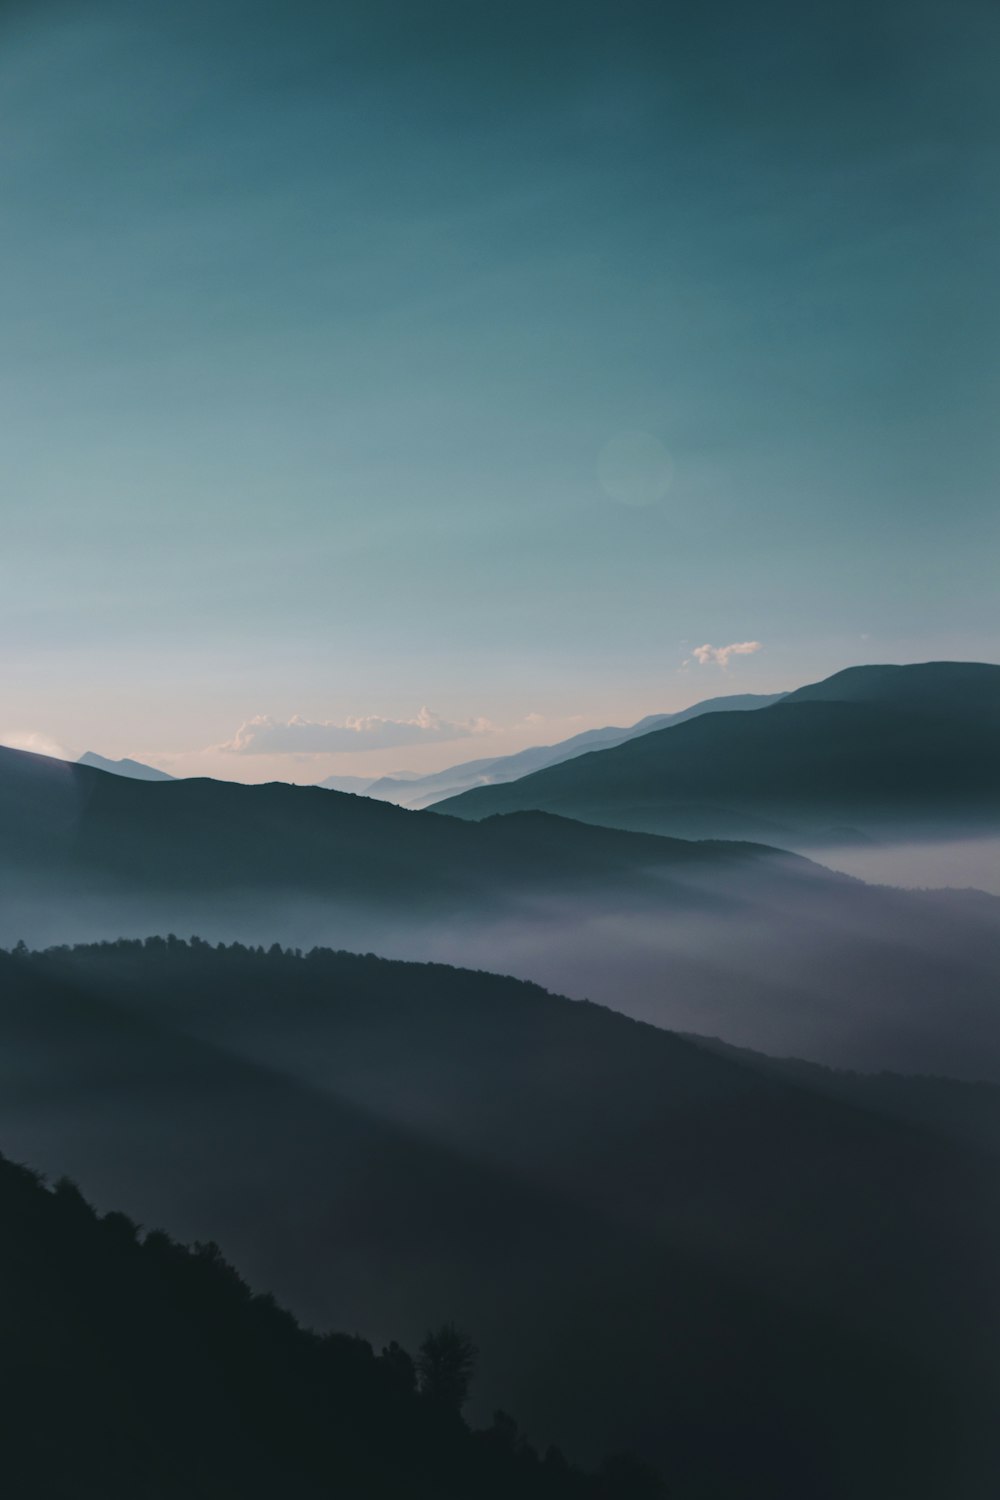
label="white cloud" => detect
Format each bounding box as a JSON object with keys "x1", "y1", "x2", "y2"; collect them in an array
[
  {"x1": 219, "y1": 707, "x2": 494, "y2": 755},
  {"x1": 687, "y1": 641, "x2": 763, "y2": 669},
  {"x1": 0, "y1": 730, "x2": 69, "y2": 759}
]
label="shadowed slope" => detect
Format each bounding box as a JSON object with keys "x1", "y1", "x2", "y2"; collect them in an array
[{"x1": 1, "y1": 940, "x2": 999, "y2": 1496}]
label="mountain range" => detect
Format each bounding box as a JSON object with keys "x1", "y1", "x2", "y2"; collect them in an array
[
  {"x1": 354, "y1": 693, "x2": 784, "y2": 809},
  {"x1": 433, "y1": 662, "x2": 1000, "y2": 845},
  {"x1": 2, "y1": 678, "x2": 1000, "y2": 1080},
  {"x1": 80, "y1": 693, "x2": 783, "y2": 806},
  {"x1": 4, "y1": 658, "x2": 1000, "y2": 1493}
]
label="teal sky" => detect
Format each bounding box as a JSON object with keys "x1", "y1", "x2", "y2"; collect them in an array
[{"x1": 2, "y1": 0, "x2": 998, "y2": 780}]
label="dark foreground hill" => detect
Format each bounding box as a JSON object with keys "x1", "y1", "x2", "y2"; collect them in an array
[
  {"x1": 2, "y1": 739, "x2": 1000, "y2": 1078},
  {"x1": 433, "y1": 662, "x2": 1000, "y2": 845},
  {"x1": 0, "y1": 1151, "x2": 663, "y2": 1500},
  {"x1": 2, "y1": 939, "x2": 999, "y2": 1498}
]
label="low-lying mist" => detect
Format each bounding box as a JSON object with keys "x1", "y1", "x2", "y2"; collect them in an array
[
  {"x1": 801, "y1": 835, "x2": 1000, "y2": 896},
  {"x1": 3, "y1": 849, "x2": 998, "y2": 1081}
]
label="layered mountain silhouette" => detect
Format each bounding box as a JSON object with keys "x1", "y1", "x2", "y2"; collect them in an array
[
  {"x1": 2, "y1": 939, "x2": 999, "y2": 1497},
  {"x1": 2, "y1": 735, "x2": 1000, "y2": 1077},
  {"x1": 314, "y1": 772, "x2": 387, "y2": 794},
  {"x1": 0, "y1": 1149, "x2": 665, "y2": 1499},
  {"x1": 360, "y1": 693, "x2": 783, "y2": 809},
  {"x1": 432, "y1": 662, "x2": 1000, "y2": 845},
  {"x1": 77, "y1": 750, "x2": 174, "y2": 781}
]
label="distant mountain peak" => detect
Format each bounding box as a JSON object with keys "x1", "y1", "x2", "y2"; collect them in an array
[
  {"x1": 77, "y1": 751, "x2": 174, "y2": 782},
  {"x1": 314, "y1": 773, "x2": 380, "y2": 794}
]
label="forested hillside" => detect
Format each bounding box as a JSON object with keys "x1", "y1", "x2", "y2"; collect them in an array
[{"x1": 2, "y1": 939, "x2": 998, "y2": 1497}]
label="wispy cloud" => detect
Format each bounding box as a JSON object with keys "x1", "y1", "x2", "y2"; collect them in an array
[
  {"x1": 0, "y1": 730, "x2": 68, "y2": 759},
  {"x1": 686, "y1": 641, "x2": 763, "y2": 669},
  {"x1": 219, "y1": 707, "x2": 493, "y2": 755}
]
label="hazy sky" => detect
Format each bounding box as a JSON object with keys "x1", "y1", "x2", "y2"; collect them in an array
[{"x1": 2, "y1": 0, "x2": 998, "y2": 781}]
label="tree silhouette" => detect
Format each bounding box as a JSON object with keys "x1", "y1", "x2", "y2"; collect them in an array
[
  {"x1": 416, "y1": 1323, "x2": 478, "y2": 1410},
  {"x1": 381, "y1": 1339, "x2": 417, "y2": 1394},
  {"x1": 0, "y1": 1146, "x2": 674, "y2": 1498}
]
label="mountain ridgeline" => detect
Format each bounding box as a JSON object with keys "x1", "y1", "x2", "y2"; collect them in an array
[
  {"x1": 356, "y1": 692, "x2": 785, "y2": 809},
  {"x1": 2, "y1": 939, "x2": 1000, "y2": 1497},
  {"x1": 431, "y1": 662, "x2": 1000, "y2": 845}
]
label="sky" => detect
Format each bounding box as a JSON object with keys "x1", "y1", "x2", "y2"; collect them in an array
[{"x1": 2, "y1": 0, "x2": 998, "y2": 782}]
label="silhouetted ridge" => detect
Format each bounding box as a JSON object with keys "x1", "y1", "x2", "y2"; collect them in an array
[{"x1": 0, "y1": 738, "x2": 807, "y2": 900}]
